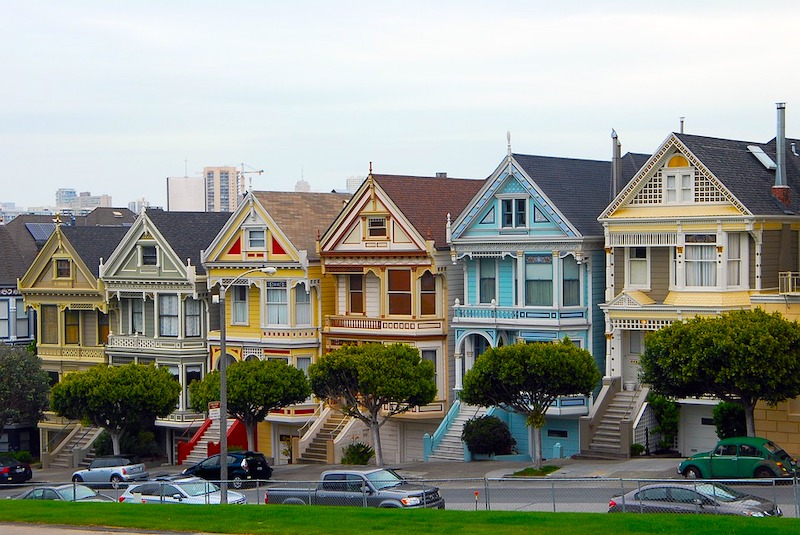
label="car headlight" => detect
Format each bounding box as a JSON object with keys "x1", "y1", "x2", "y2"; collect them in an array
[{"x1": 401, "y1": 496, "x2": 421, "y2": 506}]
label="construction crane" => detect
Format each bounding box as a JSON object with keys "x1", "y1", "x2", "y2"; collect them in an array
[{"x1": 238, "y1": 163, "x2": 264, "y2": 196}]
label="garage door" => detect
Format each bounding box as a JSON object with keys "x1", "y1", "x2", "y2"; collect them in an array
[
  {"x1": 401, "y1": 421, "x2": 438, "y2": 462},
  {"x1": 679, "y1": 403, "x2": 719, "y2": 456}
]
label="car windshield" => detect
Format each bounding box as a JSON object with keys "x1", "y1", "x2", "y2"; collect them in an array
[
  {"x1": 58, "y1": 486, "x2": 97, "y2": 501},
  {"x1": 694, "y1": 483, "x2": 747, "y2": 503},
  {"x1": 762, "y1": 441, "x2": 794, "y2": 463},
  {"x1": 179, "y1": 481, "x2": 218, "y2": 496},
  {"x1": 365, "y1": 469, "x2": 403, "y2": 490}
]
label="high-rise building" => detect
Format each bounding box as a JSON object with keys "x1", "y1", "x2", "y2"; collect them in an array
[
  {"x1": 56, "y1": 188, "x2": 77, "y2": 207},
  {"x1": 204, "y1": 166, "x2": 239, "y2": 212}
]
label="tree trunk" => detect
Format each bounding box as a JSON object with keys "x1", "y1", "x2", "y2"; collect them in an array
[
  {"x1": 110, "y1": 430, "x2": 122, "y2": 455},
  {"x1": 531, "y1": 426, "x2": 543, "y2": 469},
  {"x1": 370, "y1": 420, "x2": 383, "y2": 467},
  {"x1": 744, "y1": 402, "x2": 756, "y2": 437},
  {"x1": 246, "y1": 422, "x2": 256, "y2": 452}
]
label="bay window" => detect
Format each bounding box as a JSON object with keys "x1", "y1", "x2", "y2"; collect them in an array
[
  {"x1": 348, "y1": 274, "x2": 364, "y2": 314},
  {"x1": 266, "y1": 281, "x2": 288, "y2": 325},
  {"x1": 159, "y1": 294, "x2": 179, "y2": 337},
  {"x1": 627, "y1": 247, "x2": 649, "y2": 288},
  {"x1": 562, "y1": 256, "x2": 580, "y2": 306},
  {"x1": 479, "y1": 259, "x2": 496, "y2": 304},
  {"x1": 388, "y1": 269, "x2": 411, "y2": 315},
  {"x1": 185, "y1": 298, "x2": 201, "y2": 337},
  {"x1": 525, "y1": 255, "x2": 553, "y2": 306},
  {"x1": 295, "y1": 287, "x2": 311, "y2": 326},
  {"x1": 420, "y1": 272, "x2": 436, "y2": 315},
  {"x1": 231, "y1": 286, "x2": 248, "y2": 325}
]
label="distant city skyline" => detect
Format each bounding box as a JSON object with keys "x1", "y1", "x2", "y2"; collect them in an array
[{"x1": 3, "y1": 2, "x2": 799, "y2": 209}]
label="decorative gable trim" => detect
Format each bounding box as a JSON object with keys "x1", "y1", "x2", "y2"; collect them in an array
[{"x1": 601, "y1": 135, "x2": 751, "y2": 219}]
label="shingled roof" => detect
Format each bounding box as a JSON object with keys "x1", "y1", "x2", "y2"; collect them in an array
[
  {"x1": 0, "y1": 214, "x2": 58, "y2": 285},
  {"x1": 252, "y1": 191, "x2": 352, "y2": 260},
  {"x1": 77, "y1": 206, "x2": 137, "y2": 226},
  {"x1": 144, "y1": 210, "x2": 232, "y2": 275},
  {"x1": 61, "y1": 226, "x2": 130, "y2": 278},
  {"x1": 371, "y1": 174, "x2": 485, "y2": 250},
  {"x1": 675, "y1": 133, "x2": 800, "y2": 215},
  {"x1": 513, "y1": 153, "x2": 646, "y2": 236}
]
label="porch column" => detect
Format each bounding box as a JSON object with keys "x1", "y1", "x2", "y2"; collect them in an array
[{"x1": 454, "y1": 351, "x2": 463, "y2": 392}]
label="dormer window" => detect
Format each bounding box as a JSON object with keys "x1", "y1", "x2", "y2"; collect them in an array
[
  {"x1": 141, "y1": 245, "x2": 158, "y2": 266},
  {"x1": 367, "y1": 217, "x2": 387, "y2": 238},
  {"x1": 501, "y1": 198, "x2": 527, "y2": 228},
  {"x1": 247, "y1": 229, "x2": 266, "y2": 249},
  {"x1": 55, "y1": 259, "x2": 71, "y2": 278},
  {"x1": 663, "y1": 155, "x2": 694, "y2": 204}
]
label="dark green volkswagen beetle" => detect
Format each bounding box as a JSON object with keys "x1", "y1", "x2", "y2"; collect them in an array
[{"x1": 678, "y1": 436, "x2": 798, "y2": 479}]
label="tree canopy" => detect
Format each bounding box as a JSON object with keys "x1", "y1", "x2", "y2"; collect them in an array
[
  {"x1": 189, "y1": 358, "x2": 310, "y2": 450},
  {"x1": 308, "y1": 343, "x2": 436, "y2": 466},
  {"x1": 640, "y1": 308, "x2": 800, "y2": 436},
  {"x1": 460, "y1": 339, "x2": 600, "y2": 468},
  {"x1": 50, "y1": 363, "x2": 180, "y2": 454},
  {"x1": 0, "y1": 345, "x2": 50, "y2": 439}
]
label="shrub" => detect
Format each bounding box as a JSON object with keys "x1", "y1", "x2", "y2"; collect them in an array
[
  {"x1": 461, "y1": 415, "x2": 516, "y2": 456},
  {"x1": 712, "y1": 401, "x2": 746, "y2": 439},
  {"x1": 647, "y1": 393, "x2": 680, "y2": 451},
  {"x1": 94, "y1": 429, "x2": 160, "y2": 458},
  {"x1": 341, "y1": 442, "x2": 374, "y2": 465},
  {"x1": 630, "y1": 443, "x2": 645, "y2": 456},
  {"x1": 6, "y1": 451, "x2": 34, "y2": 464}
]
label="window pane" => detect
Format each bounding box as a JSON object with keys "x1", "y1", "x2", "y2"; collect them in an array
[
  {"x1": 142, "y1": 246, "x2": 157, "y2": 266},
  {"x1": 348, "y1": 275, "x2": 364, "y2": 314},
  {"x1": 295, "y1": 287, "x2": 311, "y2": 325},
  {"x1": 479, "y1": 259, "x2": 495, "y2": 303},
  {"x1": 388, "y1": 270, "x2": 410, "y2": 291},
  {"x1": 388, "y1": 270, "x2": 411, "y2": 315},
  {"x1": 267, "y1": 287, "x2": 288, "y2": 325},
  {"x1": 65, "y1": 310, "x2": 80, "y2": 344},
  {"x1": 159, "y1": 295, "x2": 179, "y2": 336},
  {"x1": 562, "y1": 257, "x2": 580, "y2": 306},
  {"x1": 98, "y1": 312, "x2": 110, "y2": 344},
  {"x1": 515, "y1": 199, "x2": 526, "y2": 227},
  {"x1": 389, "y1": 293, "x2": 411, "y2": 315},
  {"x1": 56, "y1": 259, "x2": 71, "y2": 278},
  {"x1": 185, "y1": 298, "x2": 201, "y2": 337},
  {"x1": 131, "y1": 299, "x2": 144, "y2": 334},
  {"x1": 248, "y1": 230, "x2": 265, "y2": 248},
  {"x1": 42, "y1": 305, "x2": 58, "y2": 344},
  {"x1": 525, "y1": 255, "x2": 553, "y2": 306},
  {"x1": 231, "y1": 286, "x2": 248, "y2": 324},
  {"x1": 501, "y1": 199, "x2": 513, "y2": 227},
  {"x1": 686, "y1": 245, "x2": 716, "y2": 286}
]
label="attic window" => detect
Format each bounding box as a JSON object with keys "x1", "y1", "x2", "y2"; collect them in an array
[
  {"x1": 55, "y1": 259, "x2": 71, "y2": 278},
  {"x1": 141, "y1": 245, "x2": 158, "y2": 266},
  {"x1": 367, "y1": 217, "x2": 387, "y2": 238},
  {"x1": 247, "y1": 229, "x2": 266, "y2": 249}
]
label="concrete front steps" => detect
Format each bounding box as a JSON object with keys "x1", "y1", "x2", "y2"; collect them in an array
[
  {"x1": 182, "y1": 419, "x2": 235, "y2": 466},
  {"x1": 428, "y1": 404, "x2": 487, "y2": 462},
  {"x1": 579, "y1": 389, "x2": 642, "y2": 460},
  {"x1": 298, "y1": 412, "x2": 350, "y2": 464}
]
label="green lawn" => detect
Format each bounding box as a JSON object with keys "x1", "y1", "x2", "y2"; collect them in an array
[{"x1": 0, "y1": 502, "x2": 797, "y2": 535}]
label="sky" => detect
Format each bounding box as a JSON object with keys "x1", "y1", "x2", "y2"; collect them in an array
[{"x1": 3, "y1": 1, "x2": 800, "y2": 210}]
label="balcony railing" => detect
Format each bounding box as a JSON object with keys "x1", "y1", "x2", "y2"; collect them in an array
[
  {"x1": 779, "y1": 272, "x2": 800, "y2": 295},
  {"x1": 107, "y1": 334, "x2": 207, "y2": 351},
  {"x1": 452, "y1": 300, "x2": 587, "y2": 324},
  {"x1": 38, "y1": 345, "x2": 105, "y2": 359},
  {"x1": 325, "y1": 316, "x2": 444, "y2": 335}
]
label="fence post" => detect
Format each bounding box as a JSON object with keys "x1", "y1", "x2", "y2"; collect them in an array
[
  {"x1": 551, "y1": 480, "x2": 556, "y2": 513},
  {"x1": 620, "y1": 479, "x2": 626, "y2": 513},
  {"x1": 484, "y1": 478, "x2": 490, "y2": 511}
]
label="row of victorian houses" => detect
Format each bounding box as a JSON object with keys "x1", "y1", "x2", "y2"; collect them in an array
[{"x1": 3, "y1": 103, "x2": 800, "y2": 466}]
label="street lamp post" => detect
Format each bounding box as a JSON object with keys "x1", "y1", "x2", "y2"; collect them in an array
[{"x1": 216, "y1": 266, "x2": 275, "y2": 503}]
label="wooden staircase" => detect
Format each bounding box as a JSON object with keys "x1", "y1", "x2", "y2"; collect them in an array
[
  {"x1": 183, "y1": 419, "x2": 235, "y2": 466},
  {"x1": 583, "y1": 389, "x2": 642, "y2": 458},
  {"x1": 298, "y1": 412, "x2": 350, "y2": 464},
  {"x1": 48, "y1": 426, "x2": 103, "y2": 469},
  {"x1": 428, "y1": 404, "x2": 487, "y2": 462}
]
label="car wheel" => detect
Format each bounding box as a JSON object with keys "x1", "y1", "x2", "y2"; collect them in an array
[
  {"x1": 232, "y1": 475, "x2": 244, "y2": 489},
  {"x1": 110, "y1": 475, "x2": 122, "y2": 489},
  {"x1": 683, "y1": 466, "x2": 702, "y2": 479},
  {"x1": 72, "y1": 475, "x2": 83, "y2": 483},
  {"x1": 755, "y1": 467, "x2": 775, "y2": 478}
]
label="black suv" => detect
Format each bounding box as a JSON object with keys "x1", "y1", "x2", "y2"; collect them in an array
[{"x1": 181, "y1": 451, "x2": 272, "y2": 488}]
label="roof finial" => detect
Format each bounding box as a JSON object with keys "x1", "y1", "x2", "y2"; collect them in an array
[
  {"x1": 369, "y1": 161, "x2": 373, "y2": 174},
  {"x1": 507, "y1": 131, "x2": 512, "y2": 157}
]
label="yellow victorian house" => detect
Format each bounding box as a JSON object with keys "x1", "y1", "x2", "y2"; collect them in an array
[
  {"x1": 19, "y1": 222, "x2": 129, "y2": 467},
  {"x1": 201, "y1": 190, "x2": 350, "y2": 465},
  {"x1": 584, "y1": 103, "x2": 800, "y2": 458}
]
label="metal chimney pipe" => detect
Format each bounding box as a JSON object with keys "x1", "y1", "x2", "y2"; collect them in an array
[{"x1": 776, "y1": 102, "x2": 787, "y2": 187}]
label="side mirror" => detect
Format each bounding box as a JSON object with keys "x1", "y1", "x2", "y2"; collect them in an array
[{"x1": 172, "y1": 494, "x2": 183, "y2": 501}]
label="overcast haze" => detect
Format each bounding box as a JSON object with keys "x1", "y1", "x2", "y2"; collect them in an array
[{"x1": 3, "y1": 1, "x2": 799, "y2": 210}]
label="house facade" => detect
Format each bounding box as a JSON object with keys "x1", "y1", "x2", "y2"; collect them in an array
[
  {"x1": 448, "y1": 142, "x2": 647, "y2": 458},
  {"x1": 202, "y1": 191, "x2": 350, "y2": 464},
  {"x1": 592, "y1": 103, "x2": 800, "y2": 457},
  {"x1": 99, "y1": 209, "x2": 231, "y2": 460},
  {"x1": 318, "y1": 172, "x2": 483, "y2": 463}
]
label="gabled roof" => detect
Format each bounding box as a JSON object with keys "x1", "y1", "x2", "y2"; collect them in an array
[
  {"x1": 252, "y1": 191, "x2": 352, "y2": 260},
  {"x1": 371, "y1": 174, "x2": 484, "y2": 250},
  {"x1": 76, "y1": 206, "x2": 137, "y2": 226},
  {"x1": 61, "y1": 226, "x2": 130, "y2": 278},
  {"x1": 512, "y1": 153, "x2": 645, "y2": 236},
  {"x1": 143, "y1": 210, "x2": 232, "y2": 275},
  {"x1": 0, "y1": 214, "x2": 58, "y2": 285},
  {"x1": 675, "y1": 133, "x2": 800, "y2": 215}
]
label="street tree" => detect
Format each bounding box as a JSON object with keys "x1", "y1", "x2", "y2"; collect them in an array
[
  {"x1": 641, "y1": 308, "x2": 800, "y2": 436},
  {"x1": 0, "y1": 345, "x2": 50, "y2": 440},
  {"x1": 308, "y1": 343, "x2": 436, "y2": 467},
  {"x1": 50, "y1": 363, "x2": 180, "y2": 454},
  {"x1": 460, "y1": 339, "x2": 600, "y2": 468},
  {"x1": 189, "y1": 358, "x2": 310, "y2": 450}
]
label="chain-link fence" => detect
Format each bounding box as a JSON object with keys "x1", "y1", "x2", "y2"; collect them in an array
[{"x1": 2, "y1": 476, "x2": 797, "y2": 516}]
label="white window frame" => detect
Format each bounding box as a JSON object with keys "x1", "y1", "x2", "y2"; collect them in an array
[
  {"x1": 366, "y1": 217, "x2": 387, "y2": 238},
  {"x1": 726, "y1": 232, "x2": 746, "y2": 289},
  {"x1": 420, "y1": 347, "x2": 441, "y2": 398},
  {"x1": 140, "y1": 244, "x2": 159, "y2": 267},
  {"x1": 130, "y1": 299, "x2": 144, "y2": 334},
  {"x1": 265, "y1": 281, "x2": 288, "y2": 326},
  {"x1": 664, "y1": 169, "x2": 694, "y2": 204},
  {"x1": 500, "y1": 197, "x2": 527, "y2": 229},
  {"x1": 684, "y1": 243, "x2": 717, "y2": 288},
  {"x1": 184, "y1": 297, "x2": 201, "y2": 337},
  {"x1": 626, "y1": 247, "x2": 650, "y2": 290},
  {"x1": 561, "y1": 255, "x2": 581, "y2": 307},
  {"x1": 247, "y1": 229, "x2": 266, "y2": 250},
  {"x1": 478, "y1": 258, "x2": 496, "y2": 304},
  {"x1": 158, "y1": 294, "x2": 179, "y2": 337},
  {"x1": 231, "y1": 285, "x2": 249, "y2": 325},
  {"x1": 294, "y1": 285, "x2": 311, "y2": 326}
]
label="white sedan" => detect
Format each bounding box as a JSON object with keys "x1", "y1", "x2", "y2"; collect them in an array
[{"x1": 119, "y1": 477, "x2": 247, "y2": 504}]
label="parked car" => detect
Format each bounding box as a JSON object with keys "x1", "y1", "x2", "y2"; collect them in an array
[
  {"x1": 608, "y1": 482, "x2": 782, "y2": 516},
  {"x1": 0, "y1": 455, "x2": 32, "y2": 484},
  {"x1": 71, "y1": 454, "x2": 150, "y2": 489},
  {"x1": 181, "y1": 451, "x2": 272, "y2": 488},
  {"x1": 264, "y1": 468, "x2": 446, "y2": 509},
  {"x1": 119, "y1": 476, "x2": 247, "y2": 504},
  {"x1": 15, "y1": 484, "x2": 114, "y2": 502},
  {"x1": 678, "y1": 436, "x2": 799, "y2": 479}
]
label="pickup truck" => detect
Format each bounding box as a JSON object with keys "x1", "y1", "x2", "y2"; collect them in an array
[{"x1": 264, "y1": 468, "x2": 445, "y2": 509}]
